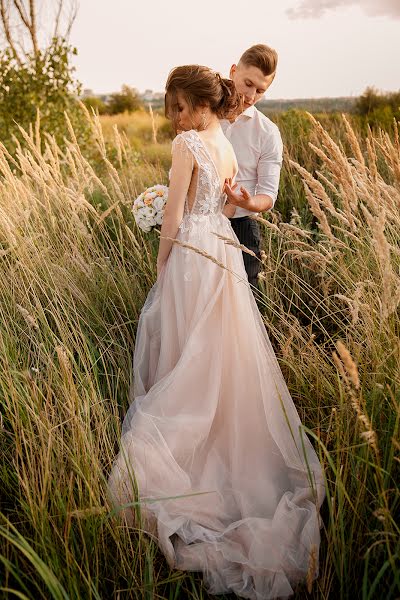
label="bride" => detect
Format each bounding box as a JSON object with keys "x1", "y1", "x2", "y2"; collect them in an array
[{"x1": 107, "y1": 64, "x2": 326, "y2": 600}]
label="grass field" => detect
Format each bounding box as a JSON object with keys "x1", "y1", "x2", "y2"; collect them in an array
[{"x1": 0, "y1": 107, "x2": 399, "y2": 599}]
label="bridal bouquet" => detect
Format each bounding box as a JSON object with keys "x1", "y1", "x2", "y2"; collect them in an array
[{"x1": 132, "y1": 184, "x2": 168, "y2": 232}]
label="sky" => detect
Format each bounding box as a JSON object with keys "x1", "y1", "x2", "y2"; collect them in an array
[{"x1": 68, "y1": 0, "x2": 400, "y2": 100}]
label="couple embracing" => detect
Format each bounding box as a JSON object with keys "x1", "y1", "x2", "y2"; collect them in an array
[{"x1": 107, "y1": 44, "x2": 326, "y2": 600}]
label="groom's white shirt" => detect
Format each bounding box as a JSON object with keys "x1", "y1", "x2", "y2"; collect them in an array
[{"x1": 220, "y1": 105, "x2": 283, "y2": 218}]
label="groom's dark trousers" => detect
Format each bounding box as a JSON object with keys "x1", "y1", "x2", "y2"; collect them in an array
[{"x1": 228, "y1": 216, "x2": 261, "y2": 292}]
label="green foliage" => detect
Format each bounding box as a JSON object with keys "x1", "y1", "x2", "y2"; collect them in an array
[
  {"x1": 82, "y1": 95, "x2": 108, "y2": 115},
  {"x1": 354, "y1": 86, "x2": 400, "y2": 131},
  {"x1": 274, "y1": 109, "x2": 313, "y2": 148},
  {"x1": 0, "y1": 36, "x2": 90, "y2": 153},
  {"x1": 107, "y1": 84, "x2": 142, "y2": 115}
]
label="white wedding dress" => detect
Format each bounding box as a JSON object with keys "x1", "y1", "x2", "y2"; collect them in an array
[{"x1": 107, "y1": 130, "x2": 325, "y2": 599}]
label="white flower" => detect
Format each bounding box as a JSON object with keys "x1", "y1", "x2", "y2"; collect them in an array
[
  {"x1": 136, "y1": 215, "x2": 152, "y2": 231},
  {"x1": 132, "y1": 184, "x2": 169, "y2": 232},
  {"x1": 141, "y1": 206, "x2": 155, "y2": 218},
  {"x1": 143, "y1": 211, "x2": 157, "y2": 226},
  {"x1": 153, "y1": 197, "x2": 165, "y2": 211},
  {"x1": 155, "y1": 211, "x2": 164, "y2": 225},
  {"x1": 133, "y1": 198, "x2": 145, "y2": 210}
]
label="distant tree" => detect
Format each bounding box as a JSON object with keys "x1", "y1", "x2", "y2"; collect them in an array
[
  {"x1": 354, "y1": 86, "x2": 384, "y2": 115},
  {"x1": 0, "y1": 36, "x2": 87, "y2": 152},
  {"x1": 355, "y1": 86, "x2": 400, "y2": 116},
  {"x1": 82, "y1": 95, "x2": 107, "y2": 115},
  {"x1": 0, "y1": 1, "x2": 89, "y2": 153},
  {"x1": 107, "y1": 84, "x2": 142, "y2": 115},
  {"x1": 354, "y1": 86, "x2": 400, "y2": 132},
  {"x1": 0, "y1": 0, "x2": 78, "y2": 64}
]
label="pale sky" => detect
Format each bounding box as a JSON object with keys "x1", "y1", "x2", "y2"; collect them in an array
[{"x1": 69, "y1": 0, "x2": 400, "y2": 99}]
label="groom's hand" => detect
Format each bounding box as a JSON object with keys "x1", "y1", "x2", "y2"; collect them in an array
[
  {"x1": 224, "y1": 178, "x2": 274, "y2": 213},
  {"x1": 224, "y1": 178, "x2": 252, "y2": 208}
]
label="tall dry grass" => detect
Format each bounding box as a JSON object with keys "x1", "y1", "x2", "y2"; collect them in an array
[{"x1": 0, "y1": 108, "x2": 399, "y2": 599}]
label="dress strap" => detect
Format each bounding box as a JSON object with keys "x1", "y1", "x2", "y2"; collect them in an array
[{"x1": 172, "y1": 130, "x2": 205, "y2": 167}]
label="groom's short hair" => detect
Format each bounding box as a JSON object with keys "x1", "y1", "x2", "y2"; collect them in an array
[{"x1": 238, "y1": 44, "x2": 278, "y2": 77}]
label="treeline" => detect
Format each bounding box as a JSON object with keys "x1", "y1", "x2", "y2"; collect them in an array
[
  {"x1": 259, "y1": 87, "x2": 400, "y2": 122},
  {"x1": 98, "y1": 88, "x2": 399, "y2": 128},
  {"x1": 259, "y1": 96, "x2": 357, "y2": 114},
  {"x1": 258, "y1": 87, "x2": 400, "y2": 133},
  {"x1": 82, "y1": 85, "x2": 143, "y2": 116},
  {"x1": 352, "y1": 86, "x2": 400, "y2": 128}
]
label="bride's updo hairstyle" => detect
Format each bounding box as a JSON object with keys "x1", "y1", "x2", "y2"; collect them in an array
[{"x1": 165, "y1": 65, "x2": 243, "y2": 133}]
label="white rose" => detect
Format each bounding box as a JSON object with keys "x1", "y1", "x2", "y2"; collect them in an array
[
  {"x1": 153, "y1": 197, "x2": 165, "y2": 211},
  {"x1": 135, "y1": 208, "x2": 146, "y2": 219},
  {"x1": 137, "y1": 216, "x2": 152, "y2": 232},
  {"x1": 149, "y1": 215, "x2": 157, "y2": 226},
  {"x1": 144, "y1": 211, "x2": 157, "y2": 225},
  {"x1": 142, "y1": 206, "x2": 155, "y2": 218},
  {"x1": 155, "y1": 211, "x2": 164, "y2": 225},
  {"x1": 134, "y1": 198, "x2": 145, "y2": 209}
]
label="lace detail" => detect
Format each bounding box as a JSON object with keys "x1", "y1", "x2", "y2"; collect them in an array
[
  {"x1": 172, "y1": 130, "x2": 225, "y2": 221},
  {"x1": 178, "y1": 212, "x2": 229, "y2": 238},
  {"x1": 170, "y1": 130, "x2": 230, "y2": 283}
]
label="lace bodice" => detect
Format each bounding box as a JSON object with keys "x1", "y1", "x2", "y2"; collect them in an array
[{"x1": 170, "y1": 130, "x2": 227, "y2": 230}]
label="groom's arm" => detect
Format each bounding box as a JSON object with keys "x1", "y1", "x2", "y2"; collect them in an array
[
  {"x1": 223, "y1": 186, "x2": 275, "y2": 213},
  {"x1": 224, "y1": 129, "x2": 283, "y2": 213}
]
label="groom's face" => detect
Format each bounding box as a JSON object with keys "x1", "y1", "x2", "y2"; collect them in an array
[{"x1": 230, "y1": 63, "x2": 274, "y2": 110}]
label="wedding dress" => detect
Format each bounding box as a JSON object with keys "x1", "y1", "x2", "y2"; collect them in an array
[{"x1": 107, "y1": 129, "x2": 325, "y2": 599}]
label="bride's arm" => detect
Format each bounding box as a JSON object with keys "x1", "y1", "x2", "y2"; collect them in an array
[{"x1": 157, "y1": 137, "x2": 194, "y2": 275}]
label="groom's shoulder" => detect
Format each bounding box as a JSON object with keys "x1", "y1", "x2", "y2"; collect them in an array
[
  {"x1": 253, "y1": 107, "x2": 281, "y2": 138},
  {"x1": 252, "y1": 108, "x2": 283, "y2": 155}
]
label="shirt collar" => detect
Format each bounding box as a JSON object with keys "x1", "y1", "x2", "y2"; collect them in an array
[
  {"x1": 220, "y1": 104, "x2": 256, "y2": 127},
  {"x1": 241, "y1": 104, "x2": 256, "y2": 119}
]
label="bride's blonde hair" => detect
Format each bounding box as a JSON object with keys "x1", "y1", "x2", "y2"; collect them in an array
[{"x1": 165, "y1": 65, "x2": 243, "y2": 133}]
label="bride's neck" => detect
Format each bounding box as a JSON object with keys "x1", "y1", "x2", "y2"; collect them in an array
[{"x1": 200, "y1": 115, "x2": 221, "y2": 133}]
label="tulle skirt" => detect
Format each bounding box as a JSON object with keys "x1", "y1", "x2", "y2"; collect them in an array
[{"x1": 107, "y1": 212, "x2": 325, "y2": 599}]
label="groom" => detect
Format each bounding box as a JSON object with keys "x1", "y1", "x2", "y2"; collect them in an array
[{"x1": 221, "y1": 44, "x2": 283, "y2": 291}]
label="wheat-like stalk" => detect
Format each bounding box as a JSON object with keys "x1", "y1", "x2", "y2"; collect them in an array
[
  {"x1": 306, "y1": 544, "x2": 318, "y2": 593},
  {"x1": 210, "y1": 231, "x2": 259, "y2": 258},
  {"x1": 159, "y1": 235, "x2": 248, "y2": 284}
]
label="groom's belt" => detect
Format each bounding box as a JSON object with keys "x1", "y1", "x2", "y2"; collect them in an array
[{"x1": 228, "y1": 216, "x2": 253, "y2": 222}]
